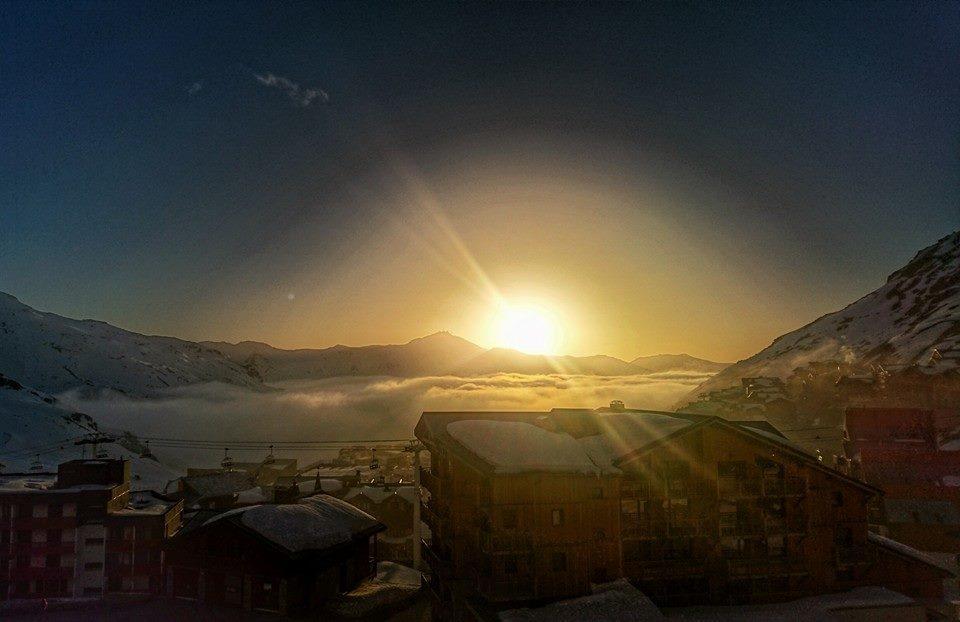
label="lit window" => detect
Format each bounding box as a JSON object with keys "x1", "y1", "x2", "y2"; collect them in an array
[{"x1": 551, "y1": 509, "x2": 564, "y2": 526}]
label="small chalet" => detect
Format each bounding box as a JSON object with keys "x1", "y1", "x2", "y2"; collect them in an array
[{"x1": 165, "y1": 494, "x2": 385, "y2": 616}]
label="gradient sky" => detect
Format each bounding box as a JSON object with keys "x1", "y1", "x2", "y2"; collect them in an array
[{"x1": 2, "y1": 2, "x2": 958, "y2": 362}]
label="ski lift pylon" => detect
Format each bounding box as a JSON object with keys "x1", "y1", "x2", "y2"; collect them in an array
[{"x1": 221, "y1": 447, "x2": 234, "y2": 469}]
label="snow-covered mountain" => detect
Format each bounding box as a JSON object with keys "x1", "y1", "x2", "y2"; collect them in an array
[
  {"x1": 206, "y1": 332, "x2": 651, "y2": 380},
  {"x1": 204, "y1": 331, "x2": 486, "y2": 381},
  {"x1": 0, "y1": 292, "x2": 265, "y2": 397},
  {"x1": 687, "y1": 231, "x2": 960, "y2": 399},
  {"x1": 0, "y1": 374, "x2": 176, "y2": 490},
  {"x1": 631, "y1": 353, "x2": 729, "y2": 374}
]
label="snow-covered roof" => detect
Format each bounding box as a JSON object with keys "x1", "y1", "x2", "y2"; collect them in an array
[
  {"x1": 0, "y1": 474, "x2": 58, "y2": 492},
  {"x1": 885, "y1": 498, "x2": 960, "y2": 525},
  {"x1": 182, "y1": 471, "x2": 254, "y2": 499},
  {"x1": 435, "y1": 410, "x2": 699, "y2": 475},
  {"x1": 111, "y1": 490, "x2": 179, "y2": 516},
  {"x1": 206, "y1": 494, "x2": 383, "y2": 554},
  {"x1": 342, "y1": 484, "x2": 417, "y2": 505},
  {"x1": 448, "y1": 420, "x2": 608, "y2": 475},
  {"x1": 667, "y1": 586, "x2": 915, "y2": 621},
  {"x1": 499, "y1": 578, "x2": 663, "y2": 621},
  {"x1": 868, "y1": 531, "x2": 955, "y2": 573}
]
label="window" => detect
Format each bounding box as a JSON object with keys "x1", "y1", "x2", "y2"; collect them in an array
[
  {"x1": 32, "y1": 504, "x2": 48, "y2": 518},
  {"x1": 31, "y1": 530, "x2": 47, "y2": 544},
  {"x1": 63, "y1": 503, "x2": 76, "y2": 517},
  {"x1": 592, "y1": 487, "x2": 603, "y2": 499},
  {"x1": 85, "y1": 537, "x2": 105, "y2": 545},
  {"x1": 123, "y1": 526, "x2": 135, "y2": 541},
  {"x1": 30, "y1": 555, "x2": 45, "y2": 568},
  {"x1": 84, "y1": 561, "x2": 103, "y2": 570},
  {"x1": 48, "y1": 504, "x2": 62, "y2": 518},
  {"x1": 550, "y1": 551, "x2": 567, "y2": 572},
  {"x1": 504, "y1": 555, "x2": 518, "y2": 575},
  {"x1": 45, "y1": 555, "x2": 60, "y2": 569},
  {"x1": 620, "y1": 499, "x2": 638, "y2": 515},
  {"x1": 502, "y1": 508, "x2": 518, "y2": 529},
  {"x1": 47, "y1": 529, "x2": 61, "y2": 544},
  {"x1": 718, "y1": 461, "x2": 745, "y2": 493},
  {"x1": 551, "y1": 508, "x2": 565, "y2": 526},
  {"x1": 594, "y1": 528, "x2": 606, "y2": 542}
]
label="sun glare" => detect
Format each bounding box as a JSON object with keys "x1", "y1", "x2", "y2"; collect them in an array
[{"x1": 494, "y1": 304, "x2": 561, "y2": 355}]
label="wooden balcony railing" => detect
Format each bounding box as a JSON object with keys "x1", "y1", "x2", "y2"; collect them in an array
[
  {"x1": 477, "y1": 576, "x2": 536, "y2": 602},
  {"x1": 725, "y1": 556, "x2": 808, "y2": 577},
  {"x1": 622, "y1": 518, "x2": 711, "y2": 539},
  {"x1": 479, "y1": 529, "x2": 534, "y2": 553},
  {"x1": 419, "y1": 466, "x2": 441, "y2": 495}
]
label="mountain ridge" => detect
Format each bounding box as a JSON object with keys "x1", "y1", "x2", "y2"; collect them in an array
[{"x1": 684, "y1": 230, "x2": 960, "y2": 401}]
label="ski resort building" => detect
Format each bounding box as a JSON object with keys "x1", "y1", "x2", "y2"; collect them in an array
[
  {"x1": 164, "y1": 494, "x2": 385, "y2": 616},
  {"x1": 415, "y1": 405, "x2": 952, "y2": 620},
  {"x1": 844, "y1": 407, "x2": 960, "y2": 555},
  {"x1": 0, "y1": 458, "x2": 182, "y2": 602}
]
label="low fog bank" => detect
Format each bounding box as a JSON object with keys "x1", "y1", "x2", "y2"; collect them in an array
[{"x1": 59, "y1": 371, "x2": 711, "y2": 470}]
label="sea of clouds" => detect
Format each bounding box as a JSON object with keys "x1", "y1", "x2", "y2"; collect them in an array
[{"x1": 59, "y1": 371, "x2": 710, "y2": 470}]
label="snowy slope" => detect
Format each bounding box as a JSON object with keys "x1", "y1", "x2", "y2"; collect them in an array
[
  {"x1": 687, "y1": 231, "x2": 960, "y2": 398},
  {"x1": 0, "y1": 374, "x2": 177, "y2": 490},
  {"x1": 0, "y1": 292, "x2": 265, "y2": 397}
]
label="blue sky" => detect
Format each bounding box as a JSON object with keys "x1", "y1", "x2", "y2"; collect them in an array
[{"x1": 1, "y1": 2, "x2": 958, "y2": 360}]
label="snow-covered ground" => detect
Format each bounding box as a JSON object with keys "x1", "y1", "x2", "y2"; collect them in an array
[{"x1": 0, "y1": 376, "x2": 177, "y2": 490}]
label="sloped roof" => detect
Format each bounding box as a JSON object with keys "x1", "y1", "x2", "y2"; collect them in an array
[
  {"x1": 205, "y1": 494, "x2": 384, "y2": 555},
  {"x1": 868, "y1": 532, "x2": 955, "y2": 575},
  {"x1": 885, "y1": 498, "x2": 960, "y2": 525},
  {"x1": 499, "y1": 578, "x2": 662, "y2": 621},
  {"x1": 182, "y1": 471, "x2": 253, "y2": 499},
  {"x1": 418, "y1": 408, "x2": 880, "y2": 494},
  {"x1": 342, "y1": 484, "x2": 416, "y2": 505}
]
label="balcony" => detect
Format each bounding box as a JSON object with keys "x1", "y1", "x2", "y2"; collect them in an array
[
  {"x1": 479, "y1": 530, "x2": 533, "y2": 553},
  {"x1": 420, "y1": 500, "x2": 447, "y2": 532},
  {"x1": 477, "y1": 576, "x2": 536, "y2": 602},
  {"x1": 419, "y1": 466, "x2": 441, "y2": 495},
  {"x1": 421, "y1": 538, "x2": 450, "y2": 571},
  {"x1": 725, "y1": 557, "x2": 807, "y2": 577},
  {"x1": 627, "y1": 558, "x2": 707, "y2": 580},
  {"x1": 622, "y1": 518, "x2": 710, "y2": 539},
  {"x1": 762, "y1": 477, "x2": 806, "y2": 497},
  {"x1": 718, "y1": 478, "x2": 762, "y2": 498}
]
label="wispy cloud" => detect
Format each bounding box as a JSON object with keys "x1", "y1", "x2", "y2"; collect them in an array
[
  {"x1": 186, "y1": 80, "x2": 204, "y2": 96},
  {"x1": 253, "y1": 72, "x2": 329, "y2": 107}
]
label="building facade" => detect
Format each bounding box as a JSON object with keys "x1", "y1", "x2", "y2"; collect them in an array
[
  {"x1": 0, "y1": 459, "x2": 182, "y2": 601},
  {"x1": 164, "y1": 494, "x2": 385, "y2": 616},
  {"x1": 416, "y1": 407, "x2": 952, "y2": 619}
]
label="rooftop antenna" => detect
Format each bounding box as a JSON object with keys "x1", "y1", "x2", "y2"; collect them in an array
[
  {"x1": 263, "y1": 444, "x2": 275, "y2": 466},
  {"x1": 29, "y1": 454, "x2": 44, "y2": 472},
  {"x1": 369, "y1": 448, "x2": 379, "y2": 471},
  {"x1": 221, "y1": 447, "x2": 234, "y2": 470}
]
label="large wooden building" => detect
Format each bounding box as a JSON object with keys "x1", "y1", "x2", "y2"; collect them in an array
[
  {"x1": 164, "y1": 494, "x2": 385, "y2": 616},
  {"x1": 415, "y1": 406, "x2": 952, "y2": 619}
]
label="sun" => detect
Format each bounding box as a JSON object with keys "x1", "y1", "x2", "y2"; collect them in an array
[{"x1": 494, "y1": 303, "x2": 561, "y2": 355}]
